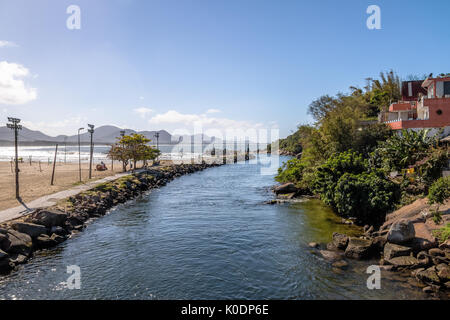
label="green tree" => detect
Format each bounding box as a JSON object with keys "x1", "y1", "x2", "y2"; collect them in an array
[
  {"x1": 307, "y1": 95, "x2": 336, "y2": 122},
  {"x1": 108, "y1": 133, "x2": 160, "y2": 172},
  {"x1": 370, "y1": 70, "x2": 401, "y2": 111}
]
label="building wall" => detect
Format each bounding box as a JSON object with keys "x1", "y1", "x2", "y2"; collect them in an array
[{"x1": 423, "y1": 98, "x2": 450, "y2": 125}]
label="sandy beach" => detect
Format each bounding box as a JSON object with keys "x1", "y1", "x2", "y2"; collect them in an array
[{"x1": 0, "y1": 159, "x2": 171, "y2": 211}]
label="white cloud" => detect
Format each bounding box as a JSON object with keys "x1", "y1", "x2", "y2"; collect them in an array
[
  {"x1": 0, "y1": 41, "x2": 18, "y2": 48},
  {"x1": 0, "y1": 61, "x2": 37, "y2": 105},
  {"x1": 148, "y1": 110, "x2": 264, "y2": 133},
  {"x1": 133, "y1": 107, "x2": 153, "y2": 118},
  {"x1": 206, "y1": 108, "x2": 221, "y2": 114}
]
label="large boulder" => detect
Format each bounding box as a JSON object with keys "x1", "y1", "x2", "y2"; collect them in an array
[
  {"x1": 384, "y1": 243, "x2": 412, "y2": 260},
  {"x1": 439, "y1": 240, "x2": 450, "y2": 250},
  {"x1": 416, "y1": 266, "x2": 441, "y2": 284},
  {"x1": 273, "y1": 183, "x2": 298, "y2": 195},
  {"x1": 0, "y1": 233, "x2": 11, "y2": 251},
  {"x1": 331, "y1": 232, "x2": 349, "y2": 250},
  {"x1": 29, "y1": 210, "x2": 67, "y2": 228},
  {"x1": 387, "y1": 219, "x2": 415, "y2": 244},
  {"x1": 5, "y1": 230, "x2": 32, "y2": 255},
  {"x1": 436, "y1": 264, "x2": 450, "y2": 282},
  {"x1": 385, "y1": 256, "x2": 420, "y2": 268},
  {"x1": 428, "y1": 248, "x2": 445, "y2": 257},
  {"x1": 344, "y1": 238, "x2": 373, "y2": 259},
  {"x1": 11, "y1": 222, "x2": 47, "y2": 238},
  {"x1": 34, "y1": 234, "x2": 58, "y2": 249},
  {"x1": 8, "y1": 253, "x2": 28, "y2": 265},
  {"x1": 319, "y1": 250, "x2": 344, "y2": 261},
  {"x1": 371, "y1": 236, "x2": 388, "y2": 254},
  {"x1": 0, "y1": 250, "x2": 13, "y2": 274},
  {"x1": 410, "y1": 222, "x2": 438, "y2": 251}
]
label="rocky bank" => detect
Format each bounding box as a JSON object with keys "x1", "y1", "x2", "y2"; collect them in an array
[
  {"x1": 0, "y1": 163, "x2": 221, "y2": 275},
  {"x1": 272, "y1": 183, "x2": 450, "y2": 298}
]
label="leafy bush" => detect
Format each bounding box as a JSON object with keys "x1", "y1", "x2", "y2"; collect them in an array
[
  {"x1": 376, "y1": 129, "x2": 439, "y2": 171},
  {"x1": 276, "y1": 158, "x2": 305, "y2": 184},
  {"x1": 275, "y1": 158, "x2": 314, "y2": 194},
  {"x1": 432, "y1": 223, "x2": 450, "y2": 242},
  {"x1": 419, "y1": 148, "x2": 449, "y2": 186},
  {"x1": 333, "y1": 172, "x2": 399, "y2": 224},
  {"x1": 312, "y1": 151, "x2": 367, "y2": 208},
  {"x1": 428, "y1": 176, "x2": 450, "y2": 206}
]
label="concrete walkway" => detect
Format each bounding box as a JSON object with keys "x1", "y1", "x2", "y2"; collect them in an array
[{"x1": 0, "y1": 170, "x2": 142, "y2": 224}]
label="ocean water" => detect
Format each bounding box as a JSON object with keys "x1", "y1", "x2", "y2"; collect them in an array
[{"x1": 0, "y1": 143, "x2": 261, "y2": 162}]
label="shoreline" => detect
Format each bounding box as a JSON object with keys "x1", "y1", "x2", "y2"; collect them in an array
[
  {"x1": 0, "y1": 162, "x2": 222, "y2": 276},
  {"x1": 272, "y1": 183, "x2": 450, "y2": 299}
]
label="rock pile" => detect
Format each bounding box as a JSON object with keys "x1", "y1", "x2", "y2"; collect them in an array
[{"x1": 317, "y1": 218, "x2": 450, "y2": 295}]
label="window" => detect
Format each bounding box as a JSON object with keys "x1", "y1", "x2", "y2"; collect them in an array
[
  {"x1": 444, "y1": 81, "x2": 450, "y2": 96},
  {"x1": 428, "y1": 83, "x2": 434, "y2": 98}
]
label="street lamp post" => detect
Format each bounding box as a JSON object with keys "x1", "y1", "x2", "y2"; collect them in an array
[
  {"x1": 78, "y1": 127, "x2": 84, "y2": 182},
  {"x1": 88, "y1": 124, "x2": 95, "y2": 179},
  {"x1": 64, "y1": 136, "x2": 67, "y2": 163},
  {"x1": 120, "y1": 130, "x2": 125, "y2": 171},
  {"x1": 154, "y1": 132, "x2": 160, "y2": 163},
  {"x1": 7, "y1": 117, "x2": 22, "y2": 199}
]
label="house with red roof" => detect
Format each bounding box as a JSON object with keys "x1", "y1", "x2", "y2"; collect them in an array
[{"x1": 380, "y1": 76, "x2": 450, "y2": 136}]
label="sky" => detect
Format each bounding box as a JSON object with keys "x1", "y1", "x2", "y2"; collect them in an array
[{"x1": 0, "y1": 0, "x2": 449, "y2": 139}]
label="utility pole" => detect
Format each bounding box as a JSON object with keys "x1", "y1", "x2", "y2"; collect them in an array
[
  {"x1": 120, "y1": 130, "x2": 126, "y2": 172},
  {"x1": 154, "y1": 132, "x2": 160, "y2": 162},
  {"x1": 64, "y1": 137, "x2": 67, "y2": 163},
  {"x1": 51, "y1": 144, "x2": 58, "y2": 185},
  {"x1": 7, "y1": 117, "x2": 22, "y2": 199},
  {"x1": 78, "y1": 127, "x2": 84, "y2": 182},
  {"x1": 154, "y1": 132, "x2": 160, "y2": 149},
  {"x1": 88, "y1": 124, "x2": 95, "y2": 179}
]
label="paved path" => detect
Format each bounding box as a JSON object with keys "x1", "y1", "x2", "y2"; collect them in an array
[{"x1": 0, "y1": 170, "x2": 142, "y2": 224}]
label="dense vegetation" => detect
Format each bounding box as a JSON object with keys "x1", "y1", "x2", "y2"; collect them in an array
[{"x1": 276, "y1": 71, "x2": 449, "y2": 225}]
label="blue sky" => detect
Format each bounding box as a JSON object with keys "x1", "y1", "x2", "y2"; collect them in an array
[{"x1": 0, "y1": 0, "x2": 449, "y2": 138}]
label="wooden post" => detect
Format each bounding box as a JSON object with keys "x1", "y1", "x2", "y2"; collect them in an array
[
  {"x1": 111, "y1": 144, "x2": 114, "y2": 171},
  {"x1": 51, "y1": 144, "x2": 58, "y2": 185},
  {"x1": 39, "y1": 160, "x2": 42, "y2": 172}
]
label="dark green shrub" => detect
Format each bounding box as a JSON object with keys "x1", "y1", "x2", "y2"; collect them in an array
[
  {"x1": 333, "y1": 171, "x2": 399, "y2": 225},
  {"x1": 312, "y1": 151, "x2": 367, "y2": 208},
  {"x1": 276, "y1": 158, "x2": 305, "y2": 184},
  {"x1": 419, "y1": 149, "x2": 449, "y2": 186},
  {"x1": 428, "y1": 176, "x2": 450, "y2": 206}
]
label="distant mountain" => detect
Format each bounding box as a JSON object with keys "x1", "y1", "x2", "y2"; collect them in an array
[
  {"x1": 172, "y1": 133, "x2": 218, "y2": 144},
  {"x1": 0, "y1": 125, "x2": 175, "y2": 145},
  {"x1": 0, "y1": 126, "x2": 58, "y2": 143}
]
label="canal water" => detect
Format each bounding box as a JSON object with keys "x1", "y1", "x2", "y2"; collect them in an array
[{"x1": 0, "y1": 155, "x2": 428, "y2": 299}]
